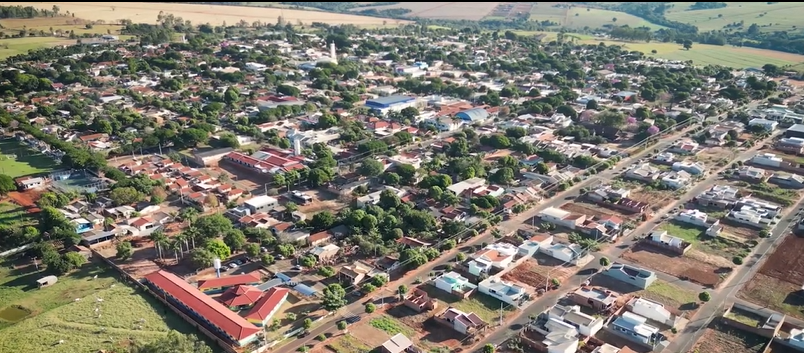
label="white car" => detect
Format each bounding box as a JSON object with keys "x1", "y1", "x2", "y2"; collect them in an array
[{"x1": 228, "y1": 263, "x2": 238, "y2": 269}]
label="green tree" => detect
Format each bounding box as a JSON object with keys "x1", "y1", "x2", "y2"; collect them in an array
[
  {"x1": 303, "y1": 318, "x2": 313, "y2": 329},
  {"x1": 62, "y1": 252, "x2": 86, "y2": 270},
  {"x1": 116, "y1": 241, "x2": 134, "y2": 260},
  {"x1": 318, "y1": 266, "x2": 335, "y2": 277},
  {"x1": 300, "y1": 255, "x2": 317, "y2": 268},
  {"x1": 337, "y1": 321, "x2": 347, "y2": 331},
  {"x1": 599, "y1": 257, "x2": 610, "y2": 267},
  {"x1": 223, "y1": 229, "x2": 247, "y2": 252},
  {"x1": 698, "y1": 291, "x2": 711, "y2": 302},
  {"x1": 322, "y1": 283, "x2": 347, "y2": 311},
  {"x1": 0, "y1": 174, "x2": 15, "y2": 194},
  {"x1": 190, "y1": 248, "x2": 215, "y2": 269},
  {"x1": 365, "y1": 302, "x2": 376, "y2": 313},
  {"x1": 398, "y1": 285, "x2": 408, "y2": 300},
  {"x1": 359, "y1": 159, "x2": 384, "y2": 177},
  {"x1": 244, "y1": 243, "x2": 260, "y2": 258},
  {"x1": 129, "y1": 330, "x2": 213, "y2": 353},
  {"x1": 311, "y1": 211, "x2": 335, "y2": 230},
  {"x1": 205, "y1": 239, "x2": 231, "y2": 259},
  {"x1": 260, "y1": 253, "x2": 275, "y2": 265},
  {"x1": 483, "y1": 344, "x2": 495, "y2": 353},
  {"x1": 109, "y1": 186, "x2": 142, "y2": 206}
]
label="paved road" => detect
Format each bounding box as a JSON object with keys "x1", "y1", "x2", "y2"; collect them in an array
[
  {"x1": 476, "y1": 121, "x2": 776, "y2": 351},
  {"x1": 273, "y1": 125, "x2": 699, "y2": 353}
]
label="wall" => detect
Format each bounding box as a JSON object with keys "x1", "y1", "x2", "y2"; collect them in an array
[
  {"x1": 92, "y1": 249, "x2": 239, "y2": 353},
  {"x1": 640, "y1": 238, "x2": 691, "y2": 255}
]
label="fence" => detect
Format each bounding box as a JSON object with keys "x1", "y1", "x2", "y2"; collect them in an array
[{"x1": 91, "y1": 249, "x2": 238, "y2": 353}]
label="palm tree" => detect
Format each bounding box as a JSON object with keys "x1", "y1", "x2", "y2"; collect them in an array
[
  {"x1": 175, "y1": 232, "x2": 188, "y2": 256},
  {"x1": 149, "y1": 230, "x2": 168, "y2": 260},
  {"x1": 169, "y1": 239, "x2": 181, "y2": 263}
]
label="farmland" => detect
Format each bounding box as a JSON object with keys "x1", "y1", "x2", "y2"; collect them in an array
[
  {"x1": 0, "y1": 139, "x2": 58, "y2": 178},
  {"x1": 529, "y1": 4, "x2": 666, "y2": 30},
  {"x1": 512, "y1": 31, "x2": 804, "y2": 68},
  {"x1": 0, "y1": 261, "x2": 191, "y2": 352},
  {"x1": 738, "y1": 234, "x2": 804, "y2": 319},
  {"x1": 664, "y1": 2, "x2": 804, "y2": 32},
  {"x1": 349, "y1": 2, "x2": 501, "y2": 21},
  {"x1": 0, "y1": 2, "x2": 406, "y2": 27}
]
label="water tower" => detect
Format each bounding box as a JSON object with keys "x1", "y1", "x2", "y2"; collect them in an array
[{"x1": 213, "y1": 258, "x2": 222, "y2": 278}]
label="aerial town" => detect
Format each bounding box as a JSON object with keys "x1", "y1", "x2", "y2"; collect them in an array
[{"x1": 3, "y1": 2, "x2": 804, "y2": 353}]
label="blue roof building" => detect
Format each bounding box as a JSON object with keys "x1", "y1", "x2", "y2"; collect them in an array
[
  {"x1": 366, "y1": 95, "x2": 416, "y2": 109},
  {"x1": 456, "y1": 108, "x2": 490, "y2": 122}
]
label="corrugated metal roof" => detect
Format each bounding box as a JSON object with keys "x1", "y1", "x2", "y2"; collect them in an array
[
  {"x1": 144, "y1": 270, "x2": 260, "y2": 341},
  {"x1": 294, "y1": 283, "x2": 317, "y2": 296}
]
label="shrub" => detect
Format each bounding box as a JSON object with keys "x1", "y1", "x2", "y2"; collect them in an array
[{"x1": 732, "y1": 256, "x2": 743, "y2": 265}]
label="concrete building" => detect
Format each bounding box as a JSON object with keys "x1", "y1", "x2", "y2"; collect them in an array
[{"x1": 365, "y1": 95, "x2": 417, "y2": 115}]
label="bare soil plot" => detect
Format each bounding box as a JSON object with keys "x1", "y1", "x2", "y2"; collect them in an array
[
  {"x1": 621, "y1": 243, "x2": 728, "y2": 288},
  {"x1": 350, "y1": 319, "x2": 392, "y2": 347},
  {"x1": 218, "y1": 160, "x2": 268, "y2": 193},
  {"x1": 501, "y1": 256, "x2": 575, "y2": 291},
  {"x1": 719, "y1": 219, "x2": 762, "y2": 240},
  {"x1": 386, "y1": 305, "x2": 464, "y2": 349},
  {"x1": 628, "y1": 188, "x2": 676, "y2": 212},
  {"x1": 7, "y1": 190, "x2": 42, "y2": 213},
  {"x1": 560, "y1": 201, "x2": 628, "y2": 219},
  {"x1": 95, "y1": 245, "x2": 160, "y2": 279},
  {"x1": 758, "y1": 234, "x2": 804, "y2": 284},
  {"x1": 689, "y1": 321, "x2": 768, "y2": 353},
  {"x1": 739, "y1": 273, "x2": 804, "y2": 320},
  {"x1": 4, "y1": 2, "x2": 406, "y2": 26},
  {"x1": 297, "y1": 189, "x2": 349, "y2": 214},
  {"x1": 694, "y1": 146, "x2": 737, "y2": 168}
]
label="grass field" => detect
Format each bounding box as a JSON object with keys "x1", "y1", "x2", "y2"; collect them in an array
[
  {"x1": 0, "y1": 201, "x2": 33, "y2": 227},
  {"x1": 0, "y1": 139, "x2": 58, "y2": 177},
  {"x1": 530, "y1": 5, "x2": 666, "y2": 30},
  {"x1": 659, "y1": 221, "x2": 704, "y2": 243},
  {"x1": 369, "y1": 315, "x2": 417, "y2": 338},
  {"x1": 665, "y1": 2, "x2": 804, "y2": 32},
  {"x1": 1, "y1": 2, "x2": 408, "y2": 27},
  {"x1": 0, "y1": 261, "x2": 193, "y2": 352},
  {"x1": 511, "y1": 31, "x2": 804, "y2": 68},
  {"x1": 326, "y1": 335, "x2": 371, "y2": 353},
  {"x1": 0, "y1": 36, "x2": 75, "y2": 59},
  {"x1": 0, "y1": 17, "x2": 126, "y2": 36},
  {"x1": 348, "y1": 2, "x2": 500, "y2": 21}
]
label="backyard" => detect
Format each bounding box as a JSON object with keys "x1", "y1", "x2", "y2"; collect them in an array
[
  {"x1": 0, "y1": 139, "x2": 58, "y2": 178},
  {"x1": 658, "y1": 220, "x2": 748, "y2": 264},
  {"x1": 0, "y1": 260, "x2": 193, "y2": 352}
]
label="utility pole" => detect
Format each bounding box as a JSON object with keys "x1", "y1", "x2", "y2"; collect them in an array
[{"x1": 499, "y1": 302, "x2": 503, "y2": 326}]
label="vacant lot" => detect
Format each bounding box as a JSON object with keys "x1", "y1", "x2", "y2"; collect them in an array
[
  {"x1": 622, "y1": 243, "x2": 727, "y2": 288},
  {"x1": 350, "y1": 2, "x2": 500, "y2": 20},
  {"x1": 629, "y1": 188, "x2": 676, "y2": 211},
  {"x1": 665, "y1": 2, "x2": 804, "y2": 32},
  {"x1": 696, "y1": 147, "x2": 737, "y2": 168},
  {"x1": 321, "y1": 334, "x2": 372, "y2": 353},
  {"x1": 417, "y1": 284, "x2": 514, "y2": 323},
  {"x1": 386, "y1": 305, "x2": 465, "y2": 349},
  {"x1": 2, "y1": 2, "x2": 406, "y2": 26},
  {"x1": 658, "y1": 220, "x2": 746, "y2": 265},
  {"x1": 501, "y1": 257, "x2": 575, "y2": 291},
  {"x1": 739, "y1": 273, "x2": 804, "y2": 320},
  {"x1": 296, "y1": 189, "x2": 349, "y2": 215},
  {"x1": 759, "y1": 234, "x2": 804, "y2": 284},
  {"x1": 0, "y1": 261, "x2": 191, "y2": 352},
  {"x1": 689, "y1": 321, "x2": 768, "y2": 353},
  {"x1": 0, "y1": 201, "x2": 34, "y2": 228},
  {"x1": 560, "y1": 201, "x2": 628, "y2": 220},
  {"x1": 0, "y1": 139, "x2": 58, "y2": 177},
  {"x1": 590, "y1": 276, "x2": 701, "y2": 318}
]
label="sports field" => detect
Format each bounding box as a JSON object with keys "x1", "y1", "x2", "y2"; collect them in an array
[
  {"x1": 511, "y1": 31, "x2": 804, "y2": 68},
  {"x1": 0, "y1": 2, "x2": 407, "y2": 27},
  {"x1": 0, "y1": 260, "x2": 194, "y2": 353},
  {"x1": 0, "y1": 139, "x2": 58, "y2": 177},
  {"x1": 665, "y1": 2, "x2": 804, "y2": 32}
]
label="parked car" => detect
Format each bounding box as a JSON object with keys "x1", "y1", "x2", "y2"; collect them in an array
[{"x1": 228, "y1": 263, "x2": 238, "y2": 269}]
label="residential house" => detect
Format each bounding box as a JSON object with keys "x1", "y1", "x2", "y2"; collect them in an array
[
  {"x1": 728, "y1": 206, "x2": 774, "y2": 228},
  {"x1": 434, "y1": 271, "x2": 477, "y2": 298},
  {"x1": 339, "y1": 261, "x2": 381, "y2": 285},
  {"x1": 569, "y1": 286, "x2": 621, "y2": 312},
  {"x1": 524, "y1": 313, "x2": 580, "y2": 353},
  {"x1": 610, "y1": 312, "x2": 662, "y2": 346},
  {"x1": 660, "y1": 170, "x2": 693, "y2": 189},
  {"x1": 309, "y1": 244, "x2": 340, "y2": 262},
  {"x1": 468, "y1": 242, "x2": 518, "y2": 276},
  {"x1": 544, "y1": 304, "x2": 604, "y2": 337},
  {"x1": 624, "y1": 164, "x2": 661, "y2": 183},
  {"x1": 787, "y1": 328, "x2": 804, "y2": 351},
  {"x1": 478, "y1": 277, "x2": 525, "y2": 306},
  {"x1": 15, "y1": 176, "x2": 45, "y2": 190},
  {"x1": 403, "y1": 288, "x2": 437, "y2": 312},
  {"x1": 380, "y1": 333, "x2": 416, "y2": 353},
  {"x1": 751, "y1": 153, "x2": 784, "y2": 168},
  {"x1": 769, "y1": 172, "x2": 804, "y2": 189},
  {"x1": 695, "y1": 184, "x2": 739, "y2": 208},
  {"x1": 672, "y1": 161, "x2": 706, "y2": 175},
  {"x1": 667, "y1": 139, "x2": 700, "y2": 155},
  {"x1": 517, "y1": 234, "x2": 554, "y2": 257},
  {"x1": 674, "y1": 209, "x2": 709, "y2": 227},
  {"x1": 434, "y1": 307, "x2": 486, "y2": 336},
  {"x1": 646, "y1": 230, "x2": 691, "y2": 254},
  {"x1": 738, "y1": 166, "x2": 768, "y2": 182},
  {"x1": 538, "y1": 207, "x2": 586, "y2": 230},
  {"x1": 539, "y1": 243, "x2": 584, "y2": 263},
  {"x1": 356, "y1": 186, "x2": 408, "y2": 208},
  {"x1": 627, "y1": 297, "x2": 679, "y2": 327},
  {"x1": 602, "y1": 263, "x2": 657, "y2": 289},
  {"x1": 736, "y1": 197, "x2": 782, "y2": 218},
  {"x1": 591, "y1": 344, "x2": 639, "y2": 353}
]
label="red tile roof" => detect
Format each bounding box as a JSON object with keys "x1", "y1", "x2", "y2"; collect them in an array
[
  {"x1": 197, "y1": 271, "x2": 262, "y2": 290},
  {"x1": 218, "y1": 285, "x2": 263, "y2": 307},
  {"x1": 144, "y1": 270, "x2": 260, "y2": 341},
  {"x1": 245, "y1": 287, "x2": 290, "y2": 321}
]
